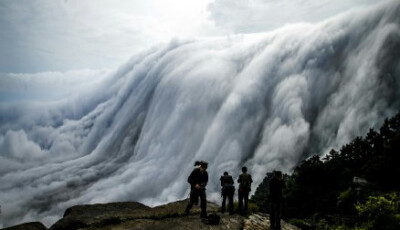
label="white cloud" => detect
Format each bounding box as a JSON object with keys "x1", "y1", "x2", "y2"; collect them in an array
[
  {"x1": 0, "y1": 0, "x2": 383, "y2": 73},
  {"x1": 0, "y1": 0, "x2": 217, "y2": 73},
  {"x1": 0, "y1": 69, "x2": 109, "y2": 102},
  {"x1": 0, "y1": 130, "x2": 44, "y2": 160},
  {"x1": 208, "y1": 0, "x2": 380, "y2": 33},
  {"x1": 0, "y1": 0, "x2": 399, "y2": 228}
]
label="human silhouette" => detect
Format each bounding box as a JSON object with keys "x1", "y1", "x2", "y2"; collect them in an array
[
  {"x1": 269, "y1": 170, "x2": 286, "y2": 230},
  {"x1": 237, "y1": 166, "x2": 253, "y2": 215},
  {"x1": 191, "y1": 161, "x2": 202, "y2": 205},
  {"x1": 220, "y1": 171, "x2": 235, "y2": 215},
  {"x1": 185, "y1": 161, "x2": 208, "y2": 218}
]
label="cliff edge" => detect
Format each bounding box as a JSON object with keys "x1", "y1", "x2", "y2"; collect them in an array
[{"x1": 2, "y1": 199, "x2": 299, "y2": 230}]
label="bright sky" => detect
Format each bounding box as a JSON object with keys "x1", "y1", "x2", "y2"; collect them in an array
[{"x1": 0, "y1": 0, "x2": 380, "y2": 73}]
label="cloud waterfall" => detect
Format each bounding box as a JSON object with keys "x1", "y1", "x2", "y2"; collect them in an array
[{"x1": 0, "y1": 1, "x2": 399, "y2": 227}]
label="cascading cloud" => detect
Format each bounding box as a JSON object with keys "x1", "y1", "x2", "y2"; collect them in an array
[{"x1": 0, "y1": 0, "x2": 399, "y2": 228}]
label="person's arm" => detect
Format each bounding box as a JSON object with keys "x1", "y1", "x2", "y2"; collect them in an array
[
  {"x1": 220, "y1": 176, "x2": 224, "y2": 186},
  {"x1": 188, "y1": 170, "x2": 195, "y2": 185},
  {"x1": 250, "y1": 175, "x2": 253, "y2": 184},
  {"x1": 237, "y1": 175, "x2": 242, "y2": 183}
]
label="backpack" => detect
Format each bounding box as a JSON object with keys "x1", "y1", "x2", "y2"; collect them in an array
[
  {"x1": 239, "y1": 174, "x2": 252, "y2": 191},
  {"x1": 202, "y1": 214, "x2": 221, "y2": 225},
  {"x1": 221, "y1": 175, "x2": 235, "y2": 195},
  {"x1": 223, "y1": 184, "x2": 235, "y2": 193}
]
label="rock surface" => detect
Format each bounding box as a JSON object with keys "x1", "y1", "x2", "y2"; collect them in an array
[
  {"x1": 2, "y1": 222, "x2": 48, "y2": 230},
  {"x1": 243, "y1": 213, "x2": 300, "y2": 230},
  {"x1": 49, "y1": 199, "x2": 239, "y2": 230},
  {"x1": 2, "y1": 200, "x2": 300, "y2": 230}
]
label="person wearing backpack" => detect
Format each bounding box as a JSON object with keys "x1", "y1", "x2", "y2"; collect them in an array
[
  {"x1": 237, "y1": 166, "x2": 253, "y2": 216},
  {"x1": 220, "y1": 171, "x2": 235, "y2": 215}
]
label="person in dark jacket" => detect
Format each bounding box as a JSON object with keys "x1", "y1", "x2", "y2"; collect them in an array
[
  {"x1": 238, "y1": 166, "x2": 253, "y2": 216},
  {"x1": 220, "y1": 171, "x2": 235, "y2": 215},
  {"x1": 191, "y1": 161, "x2": 202, "y2": 205},
  {"x1": 185, "y1": 161, "x2": 208, "y2": 218},
  {"x1": 269, "y1": 170, "x2": 286, "y2": 230}
]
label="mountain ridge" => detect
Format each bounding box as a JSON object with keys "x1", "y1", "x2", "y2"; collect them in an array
[{"x1": 2, "y1": 199, "x2": 299, "y2": 230}]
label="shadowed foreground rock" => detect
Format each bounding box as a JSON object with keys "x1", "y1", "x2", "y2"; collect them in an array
[
  {"x1": 3, "y1": 199, "x2": 300, "y2": 230},
  {"x1": 2, "y1": 222, "x2": 48, "y2": 230}
]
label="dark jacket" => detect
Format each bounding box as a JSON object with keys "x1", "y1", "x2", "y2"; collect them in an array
[
  {"x1": 220, "y1": 175, "x2": 235, "y2": 194},
  {"x1": 188, "y1": 168, "x2": 208, "y2": 189},
  {"x1": 238, "y1": 173, "x2": 253, "y2": 191},
  {"x1": 220, "y1": 175, "x2": 234, "y2": 187},
  {"x1": 269, "y1": 177, "x2": 286, "y2": 202}
]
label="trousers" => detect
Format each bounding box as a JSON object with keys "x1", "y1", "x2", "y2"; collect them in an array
[
  {"x1": 238, "y1": 189, "x2": 249, "y2": 215},
  {"x1": 270, "y1": 202, "x2": 282, "y2": 230},
  {"x1": 185, "y1": 188, "x2": 207, "y2": 217}
]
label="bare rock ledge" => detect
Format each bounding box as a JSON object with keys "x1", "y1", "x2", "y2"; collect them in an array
[{"x1": 2, "y1": 199, "x2": 300, "y2": 230}]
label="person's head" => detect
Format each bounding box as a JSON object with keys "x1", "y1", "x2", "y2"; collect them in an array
[
  {"x1": 199, "y1": 161, "x2": 208, "y2": 172},
  {"x1": 274, "y1": 170, "x2": 283, "y2": 179},
  {"x1": 223, "y1": 171, "x2": 228, "y2": 176},
  {"x1": 242, "y1": 166, "x2": 248, "y2": 173}
]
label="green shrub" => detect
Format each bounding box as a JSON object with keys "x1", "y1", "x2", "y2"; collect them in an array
[
  {"x1": 248, "y1": 202, "x2": 259, "y2": 213},
  {"x1": 355, "y1": 193, "x2": 400, "y2": 230},
  {"x1": 232, "y1": 201, "x2": 259, "y2": 214},
  {"x1": 288, "y1": 218, "x2": 313, "y2": 230}
]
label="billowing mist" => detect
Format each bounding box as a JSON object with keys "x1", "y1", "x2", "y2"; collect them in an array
[{"x1": 1, "y1": 1, "x2": 400, "y2": 227}]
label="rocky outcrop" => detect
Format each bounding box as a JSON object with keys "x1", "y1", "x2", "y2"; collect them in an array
[
  {"x1": 2, "y1": 222, "x2": 48, "y2": 230},
  {"x1": 48, "y1": 199, "x2": 241, "y2": 230},
  {"x1": 49, "y1": 201, "x2": 152, "y2": 230},
  {"x1": 243, "y1": 213, "x2": 300, "y2": 230},
  {"x1": 2, "y1": 200, "x2": 300, "y2": 230}
]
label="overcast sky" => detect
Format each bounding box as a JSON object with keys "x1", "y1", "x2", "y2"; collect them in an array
[{"x1": 0, "y1": 0, "x2": 380, "y2": 73}]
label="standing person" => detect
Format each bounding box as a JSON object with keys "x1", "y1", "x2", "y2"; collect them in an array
[
  {"x1": 237, "y1": 166, "x2": 253, "y2": 216},
  {"x1": 269, "y1": 170, "x2": 286, "y2": 230},
  {"x1": 185, "y1": 161, "x2": 208, "y2": 218},
  {"x1": 191, "y1": 161, "x2": 202, "y2": 205},
  {"x1": 220, "y1": 171, "x2": 235, "y2": 215}
]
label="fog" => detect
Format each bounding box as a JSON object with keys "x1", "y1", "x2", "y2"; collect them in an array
[{"x1": 0, "y1": 0, "x2": 399, "y2": 227}]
